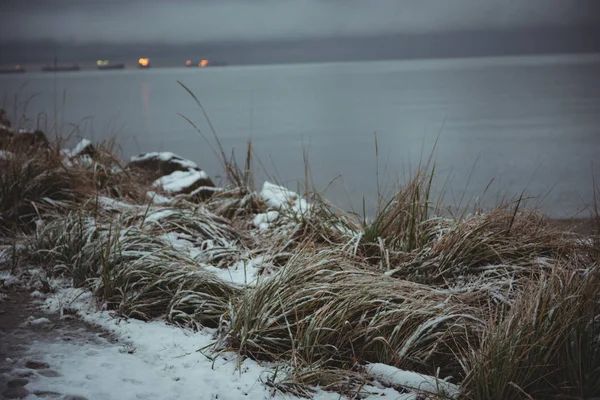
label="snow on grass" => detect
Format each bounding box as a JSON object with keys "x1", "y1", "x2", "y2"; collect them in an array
[
  {"x1": 31, "y1": 286, "x2": 342, "y2": 400},
  {"x1": 160, "y1": 232, "x2": 203, "y2": 260},
  {"x1": 142, "y1": 208, "x2": 178, "y2": 224},
  {"x1": 253, "y1": 211, "x2": 280, "y2": 230},
  {"x1": 153, "y1": 169, "x2": 209, "y2": 193},
  {"x1": 24, "y1": 316, "x2": 52, "y2": 326},
  {"x1": 97, "y1": 196, "x2": 138, "y2": 211},
  {"x1": 147, "y1": 190, "x2": 172, "y2": 204},
  {"x1": 202, "y1": 256, "x2": 266, "y2": 286},
  {"x1": 260, "y1": 182, "x2": 310, "y2": 216},
  {"x1": 188, "y1": 185, "x2": 222, "y2": 197},
  {"x1": 0, "y1": 149, "x2": 13, "y2": 159},
  {"x1": 366, "y1": 363, "x2": 459, "y2": 399},
  {"x1": 0, "y1": 272, "x2": 20, "y2": 288},
  {"x1": 131, "y1": 152, "x2": 199, "y2": 170}
]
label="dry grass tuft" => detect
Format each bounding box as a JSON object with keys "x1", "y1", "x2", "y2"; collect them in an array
[
  {"x1": 0, "y1": 150, "x2": 89, "y2": 234},
  {"x1": 0, "y1": 138, "x2": 150, "y2": 235},
  {"x1": 223, "y1": 250, "x2": 483, "y2": 379},
  {"x1": 361, "y1": 164, "x2": 440, "y2": 257},
  {"x1": 461, "y1": 264, "x2": 600, "y2": 399},
  {"x1": 387, "y1": 206, "x2": 571, "y2": 286},
  {"x1": 25, "y1": 213, "x2": 241, "y2": 328}
]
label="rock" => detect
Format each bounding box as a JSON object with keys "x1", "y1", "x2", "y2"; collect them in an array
[
  {"x1": 63, "y1": 396, "x2": 89, "y2": 400},
  {"x1": 0, "y1": 126, "x2": 14, "y2": 149},
  {"x1": 0, "y1": 109, "x2": 11, "y2": 127},
  {"x1": 128, "y1": 152, "x2": 200, "y2": 177},
  {"x1": 0, "y1": 125, "x2": 11, "y2": 139},
  {"x1": 16, "y1": 130, "x2": 49, "y2": 148},
  {"x1": 0, "y1": 128, "x2": 49, "y2": 152},
  {"x1": 33, "y1": 390, "x2": 62, "y2": 398},
  {"x1": 2, "y1": 386, "x2": 29, "y2": 399},
  {"x1": 152, "y1": 169, "x2": 216, "y2": 200},
  {"x1": 25, "y1": 360, "x2": 50, "y2": 370},
  {"x1": 24, "y1": 316, "x2": 51, "y2": 326},
  {"x1": 129, "y1": 151, "x2": 217, "y2": 200},
  {"x1": 14, "y1": 369, "x2": 35, "y2": 378},
  {"x1": 6, "y1": 378, "x2": 29, "y2": 387},
  {"x1": 62, "y1": 139, "x2": 95, "y2": 159},
  {"x1": 38, "y1": 369, "x2": 61, "y2": 377}
]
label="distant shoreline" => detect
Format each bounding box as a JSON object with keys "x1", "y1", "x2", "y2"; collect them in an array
[{"x1": 2, "y1": 51, "x2": 600, "y2": 74}]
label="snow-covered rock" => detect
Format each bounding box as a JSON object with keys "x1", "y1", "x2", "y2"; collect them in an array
[
  {"x1": 366, "y1": 363, "x2": 459, "y2": 398},
  {"x1": 129, "y1": 152, "x2": 216, "y2": 200},
  {"x1": 62, "y1": 138, "x2": 95, "y2": 159},
  {"x1": 152, "y1": 169, "x2": 215, "y2": 200},
  {"x1": 129, "y1": 152, "x2": 201, "y2": 176}
]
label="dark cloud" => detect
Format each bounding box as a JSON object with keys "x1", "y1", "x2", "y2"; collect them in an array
[{"x1": 1, "y1": 0, "x2": 599, "y2": 44}]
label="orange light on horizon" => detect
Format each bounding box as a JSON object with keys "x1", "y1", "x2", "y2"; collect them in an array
[
  {"x1": 199, "y1": 59, "x2": 209, "y2": 67},
  {"x1": 138, "y1": 58, "x2": 150, "y2": 67},
  {"x1": 15, "y1": 65, "x2": 21, "y2": 70},
  {"x1": 185, "y1": 60, "x2": 192, "y2": 66}
]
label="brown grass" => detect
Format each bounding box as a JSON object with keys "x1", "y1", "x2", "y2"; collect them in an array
[{"x1": 4, "y1": 106, "x2": 599, "y2": 399}]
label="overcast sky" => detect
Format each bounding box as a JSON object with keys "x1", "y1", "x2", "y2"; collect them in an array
[{"x1": 1, "y1": 0, "x2": 600, "y2": 44}]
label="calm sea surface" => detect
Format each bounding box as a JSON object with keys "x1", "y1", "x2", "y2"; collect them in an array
[{"x1": 2, "y1": 54, "x2": 600, "y2": 217}]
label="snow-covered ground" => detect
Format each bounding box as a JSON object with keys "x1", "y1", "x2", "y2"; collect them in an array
[
  {"x1": 32, "y1": 291, "x2": 311, "y2": 400},
  {"x1": 0, "y1": 280, "x2": 442, "y2": 400}
]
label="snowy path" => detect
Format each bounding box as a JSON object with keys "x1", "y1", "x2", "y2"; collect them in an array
[
  {"x1": 0, "y1": 287, "x2": 329, "y2": 400},
  {"x1": 1, "y1": 286, "x2": 346, "y2": 400},
  {"x1": 0, "y1": 283, "x2": 426, "y2": 400}
]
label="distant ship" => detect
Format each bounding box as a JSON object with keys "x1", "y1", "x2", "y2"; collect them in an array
[
  {"x1": 185, "y1": 59, "x2": 228, "y2": 68},
  {"x1": 138, "y1": 58, "x2": 151, "y2": 68},
  {"x1": 42, "y1": 65, "x2": 81, "y2": 72},
  {"x1": 0, "y1": 65, "x2": 25, "y2": 74},
  {"x1": 97, "y1": 63, "x2": 125, "y2": 70}
]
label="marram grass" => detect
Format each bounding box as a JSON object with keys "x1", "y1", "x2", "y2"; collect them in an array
[{"x1": 3, "y1": 129, "x2": 599, "y2": 399}]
